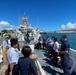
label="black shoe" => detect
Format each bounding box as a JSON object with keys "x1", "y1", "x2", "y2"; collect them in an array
[{"x1": 53, "y1": 62, "x2": 58, "y2": 65}]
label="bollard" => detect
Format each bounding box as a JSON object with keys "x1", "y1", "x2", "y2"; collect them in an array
[{"x1": 2, "y1": 46, "x2": 7, "y2": 62}]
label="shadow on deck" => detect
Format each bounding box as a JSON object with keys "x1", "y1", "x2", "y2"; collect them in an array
[{"x1": 35, "y1": 49, "x2": 76, "y2": 75}]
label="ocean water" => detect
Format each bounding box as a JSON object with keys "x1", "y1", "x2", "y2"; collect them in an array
[{"x1": 41, "y1": 33, "x2": 76, "y2": 50}]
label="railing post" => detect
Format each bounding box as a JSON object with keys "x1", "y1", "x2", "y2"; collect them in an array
[{"x1": 2, "y1": 46, "x2": 7, "y2": 62}]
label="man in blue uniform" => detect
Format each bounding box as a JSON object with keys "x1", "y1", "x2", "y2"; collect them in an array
[
  {"x1": 18, "y1": 46, "x2": 40, "y2": 75},
  {"x1": 56, "y1": 35, "x2": 70, "y2": 75}
]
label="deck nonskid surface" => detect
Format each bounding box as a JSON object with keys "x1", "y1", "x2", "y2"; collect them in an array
[{"x1": 35, "y1": 49, "x2": 76, "y2": 75}]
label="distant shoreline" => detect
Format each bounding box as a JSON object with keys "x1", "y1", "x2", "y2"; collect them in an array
[{"x1": 41, "y1": 32, "x2": 76, "y2": 34}]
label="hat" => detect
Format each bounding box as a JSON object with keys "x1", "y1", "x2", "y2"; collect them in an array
[
  {"x1": 4, "y1": 35, "x2": 9, "y2": 39},
  {"x1": 61, "y1": 34, "x2": 67, "y2": 38}
]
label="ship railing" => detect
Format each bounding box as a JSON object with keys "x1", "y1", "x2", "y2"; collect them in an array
[
  {"x1": 59, "y1": 45, "x2": 76, "y2": 74},
  {"x1": 69, "y1": 48, "x2": 76, "y2": 73},
  {"x1": 35, "y1": 60, "x2": 46, "y2": 75}
]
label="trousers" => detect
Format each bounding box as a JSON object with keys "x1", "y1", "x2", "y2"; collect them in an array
[
  {"x1": 8, "y1": 64, "x2": 19, "y2": 75},
  {"x1": 61, "y1": 55, "x2": 70, "y2": 75}
]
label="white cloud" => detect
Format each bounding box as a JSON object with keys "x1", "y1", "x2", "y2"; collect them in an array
[
  {"x1": 61, "y1": 22, "x2": 76, "y2": 30},
  {"x1": 0, "y1": 21, "x2": 10, "y2": 26},
  {"x1": 0, "y1": 21, "x2": 18, "y2": 31},
  {"x1": 61, "y1": 25, "x2": 65, "y2": 30}
]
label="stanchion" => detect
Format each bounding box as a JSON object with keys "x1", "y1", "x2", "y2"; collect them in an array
[{"x1": 2, "y1": 46, "x2": 7, "y2": 62}]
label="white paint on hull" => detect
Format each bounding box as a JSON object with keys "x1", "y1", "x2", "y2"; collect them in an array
[{"x1": 69, "y1": 48, "x2": 76, "y2": 73}]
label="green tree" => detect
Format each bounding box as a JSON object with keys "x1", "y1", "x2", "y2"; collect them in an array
[{"x1": 1, "y1": 29, "x2": 8, "y2": 33}]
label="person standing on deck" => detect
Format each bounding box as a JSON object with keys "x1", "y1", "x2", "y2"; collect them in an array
[
  {"x1": 38, "y1": 37, "x2": 42, "y2": 49},
  {"x1": 18, "y1": 46, "x2": 40, "y2": 75},
  {"x1": 7, "y1": 38, "x2": 19, "y2": 75},
  {"x1": 2, "y1": 35, "x2": 10, "y2": 48},
  {"x1": 47, "y1": 37, "x2": 53, "y2": 53},
  {"x1": 43, "y1": 37, "x2": 47, "y2": 49},
  {"x1": 52, "y1": 37, "x2": 59, "y2": 64},
  {"x1": 47, "y1": 37, "x2": 53, "y2": 47},
  {"x1": 56, "y1": 35, "x2": 70, "y2": 75}
]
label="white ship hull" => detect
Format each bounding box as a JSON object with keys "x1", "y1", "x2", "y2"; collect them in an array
[{"x1": 69, "y1": 48, "x2": 76, "y2": 73}]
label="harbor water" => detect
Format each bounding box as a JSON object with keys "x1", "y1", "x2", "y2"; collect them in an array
[{"x1": 41, "y1": 33, "x2": 76, "y2": 50}]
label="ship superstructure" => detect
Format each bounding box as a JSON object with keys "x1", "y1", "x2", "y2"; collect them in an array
[{"x1": 15, "y1": 15, "x2": 41, "y2": 44}]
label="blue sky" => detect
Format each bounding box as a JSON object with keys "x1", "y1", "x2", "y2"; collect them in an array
[{"x1": 0, "y1": 0, "x2": 76, "y2": 31}]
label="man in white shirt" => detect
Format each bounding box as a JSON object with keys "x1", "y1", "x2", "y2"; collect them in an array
[
  {"x1": 7, "y1": 38, "x2": 19, "y2": 75},
  {"x1": 52, "y1": 37, "x2": 59, "y2": 64}
]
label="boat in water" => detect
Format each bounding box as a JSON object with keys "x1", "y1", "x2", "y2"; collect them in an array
[{"x1": 0, "y1": 15, "x2": 76, "y2": 75}]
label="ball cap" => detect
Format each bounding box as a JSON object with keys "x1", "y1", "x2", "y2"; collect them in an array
[
  {"x1": 61, "y1": 34, "x2": 67, "y2": 38},
  {"x1": 4, "y1": 34, "x2": 9, "y2": 39},
  {"x1": 4, "y1": 35, "x2": 9, "y2": 39}
]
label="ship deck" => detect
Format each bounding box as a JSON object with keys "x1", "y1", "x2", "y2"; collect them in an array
[
  {"x1": 35, "y1": 48, "x2": 76, "y2": 75},
  {"x1": 0, "y1": 41, "x2": 76, "y2": 75}
]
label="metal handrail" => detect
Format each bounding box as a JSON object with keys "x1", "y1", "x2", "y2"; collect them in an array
[{"x1": 35, "y1": 60, "x2": 46, "y2": 75}]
